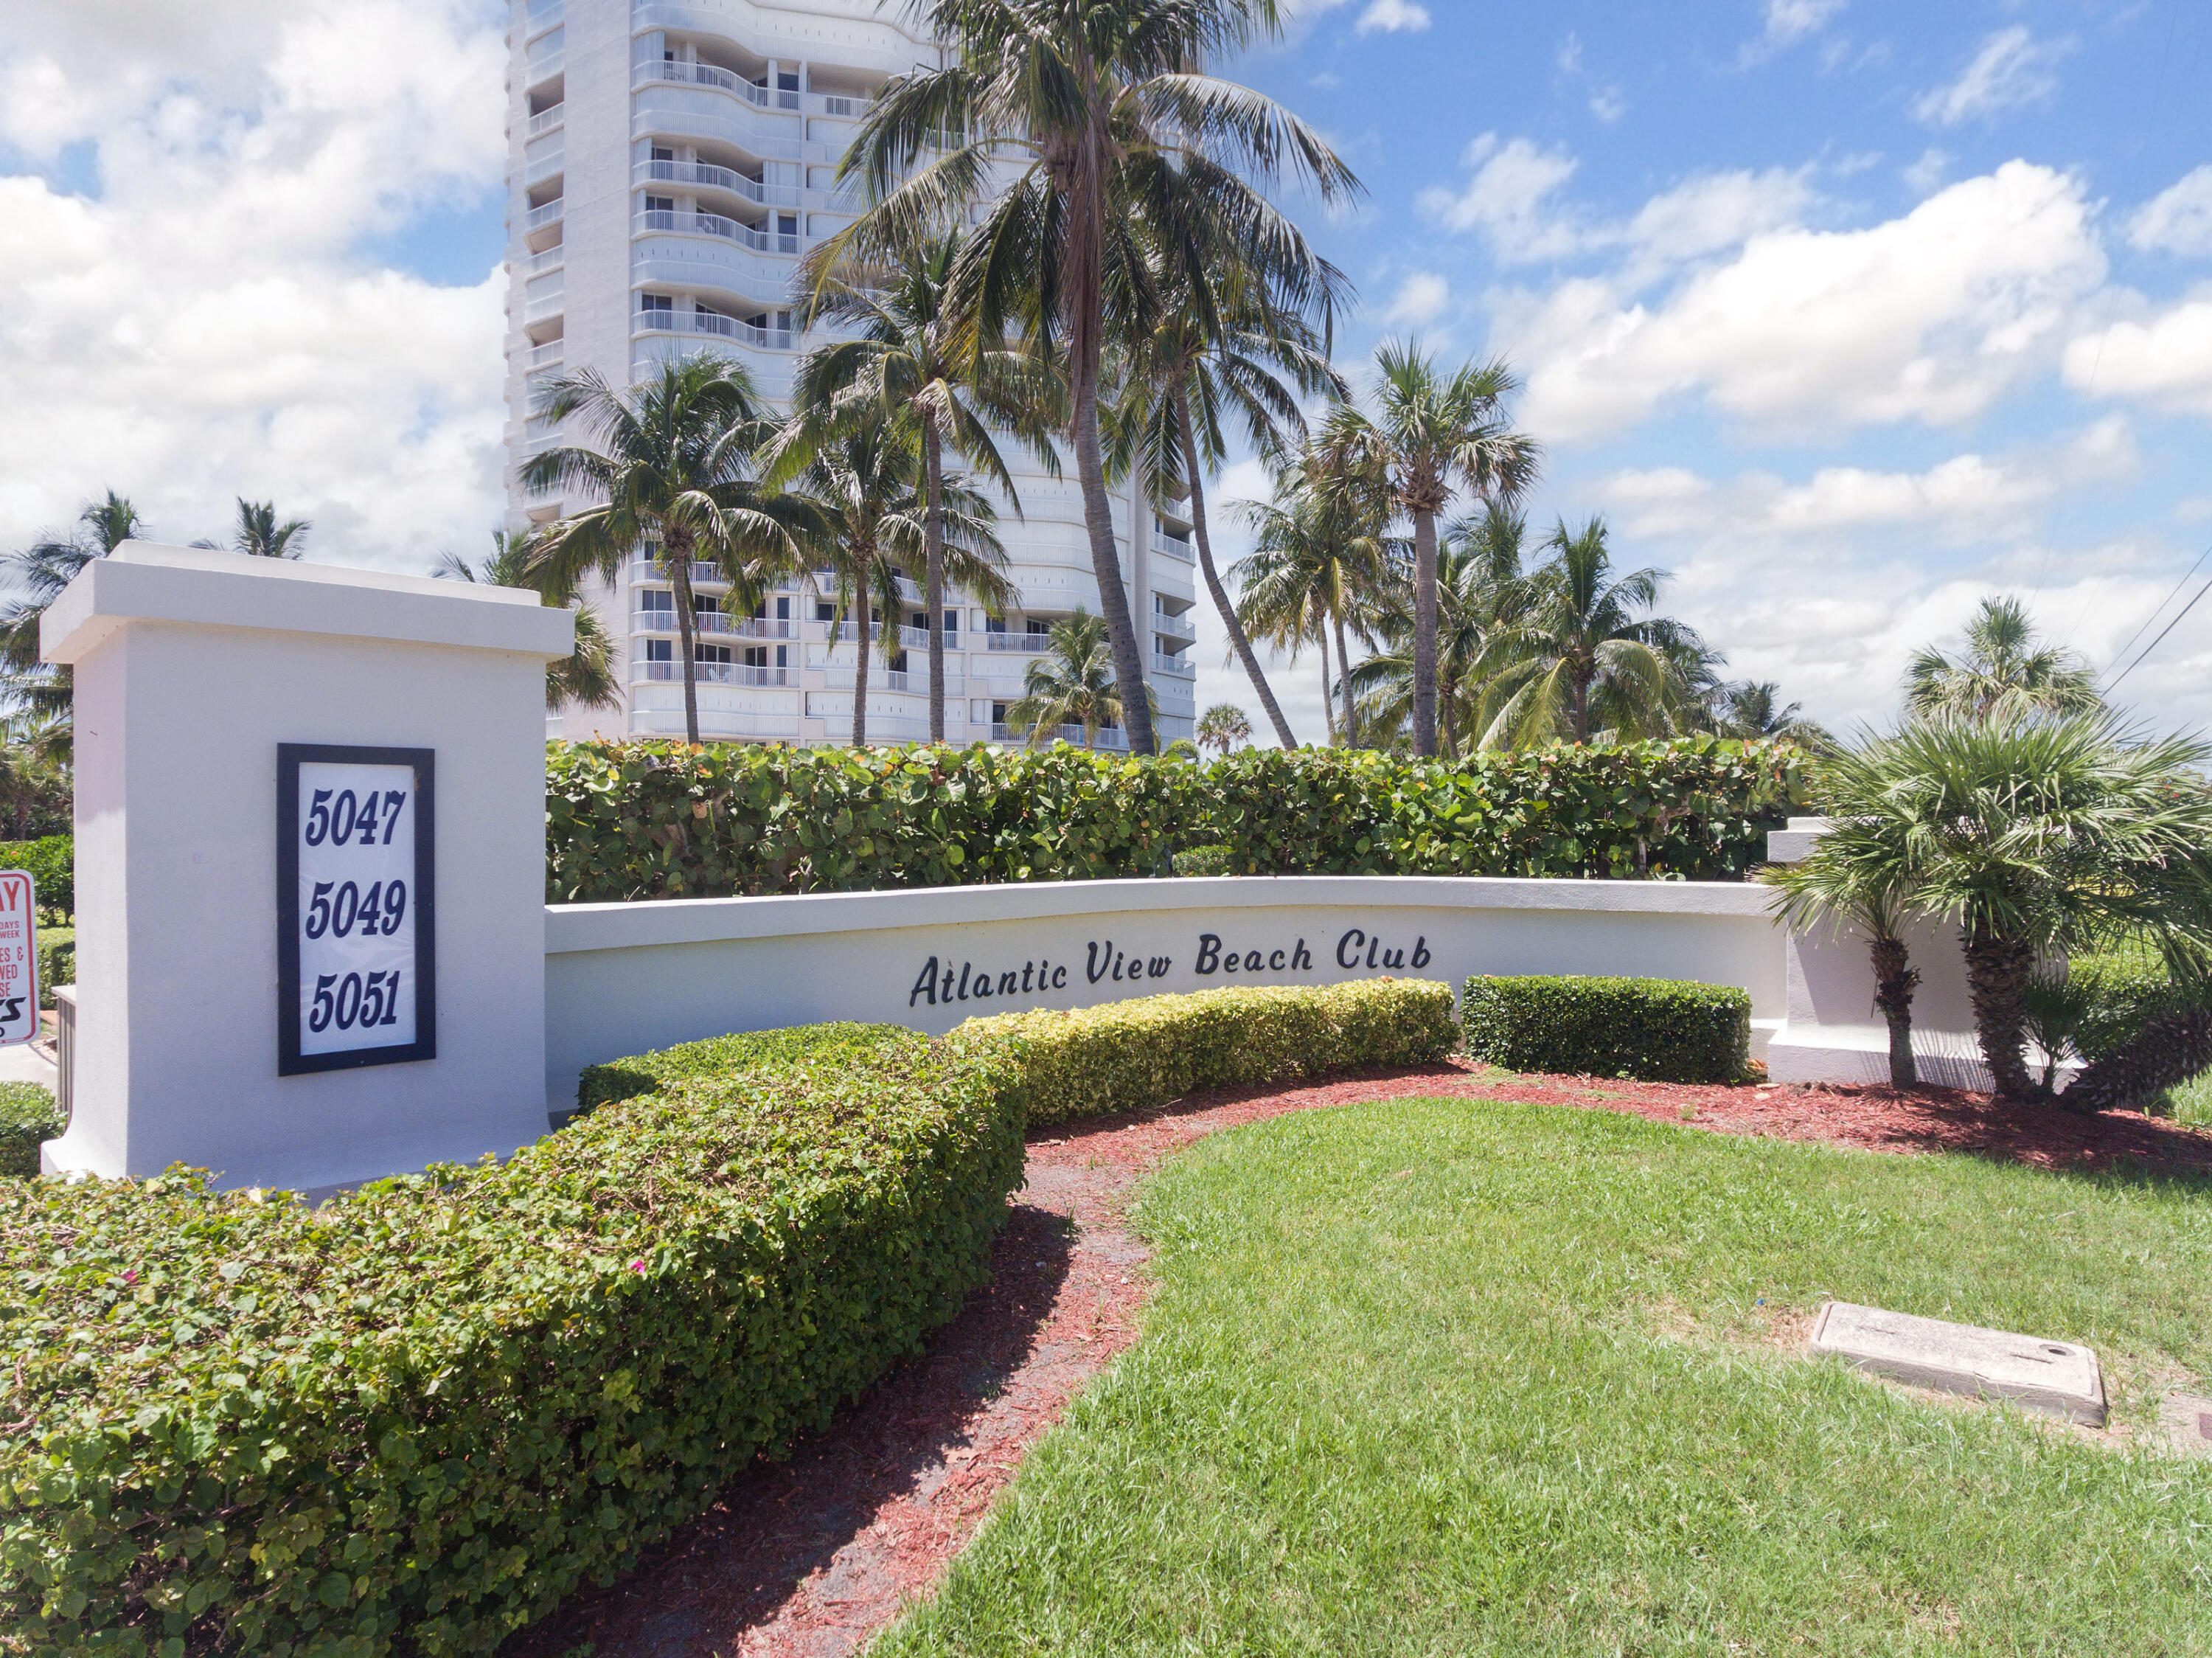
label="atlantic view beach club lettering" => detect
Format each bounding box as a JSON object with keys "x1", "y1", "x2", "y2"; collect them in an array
[{"x1": 909, "y1": 926, "x2": 1431, "y2": 1008}]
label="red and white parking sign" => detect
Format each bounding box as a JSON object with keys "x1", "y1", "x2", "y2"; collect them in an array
[{"x1": 0, "y1": 871, "x2": 38, "y2": 1046}]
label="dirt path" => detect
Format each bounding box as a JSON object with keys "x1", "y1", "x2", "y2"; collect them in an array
[{"x1": 503, "y1": 1064, "x2": 2212, "y2": 1658}]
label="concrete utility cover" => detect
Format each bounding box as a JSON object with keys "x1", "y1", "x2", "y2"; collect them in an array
[
  {"x1": 2159, "y1": 1393, "x2": 2212, "y2": 1459},
  {"x1": 1808, "y1": 1302, "x2": 2107, "y2": 1426}
]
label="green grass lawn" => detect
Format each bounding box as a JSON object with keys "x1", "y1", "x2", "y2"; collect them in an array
[{"x1": 878, "y1": 1098, "x2": 2212, "y2": 1656}]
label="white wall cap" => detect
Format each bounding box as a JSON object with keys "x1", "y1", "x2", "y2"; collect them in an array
[
  {"x1": 547, "y1": 873, "x2": 1784, "y2": 955},
  {"x1": 42, "y1": 541, "x2": 576, "y2": 665}
]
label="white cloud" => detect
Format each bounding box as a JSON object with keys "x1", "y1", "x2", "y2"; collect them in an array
[
  {"x1": 1354, "y1": 0, "x2": 1431, "y2": 37},
  {"x1": 1913, "y1": 26, "x2": 2071, "y2": 128},
  {"x1": 1507, "y1": 162, "x2": 2106, "y2": 440},
  {"x1": 1599, "y1": 452, "x2": 2056, "y2": 544},
  {"x1": 1588, "y1": 86, "x2": 1627, "y2": 125},
  {"x1": 0, "y1": 0, "x2": 508, "y2": 571},
  {"x1": 1381, "y1": 271, "x2": 1452, "y2": 328},
  {"x1": 1903, "y1": 147, "x2": 1951, "y2": 196},
  {"x1": 2065, "y1": 300, "x2": 2212, "y2": 414},
  {"x1": 1416, "y1": 133, "x2": 1583, "y2": 260},
  {"x1": 2128, "y1": 165, "x2": 2212, "y2": 259},
  {"x1": 1743, "y1": 0, "x2": 1847, "y2": 63}
]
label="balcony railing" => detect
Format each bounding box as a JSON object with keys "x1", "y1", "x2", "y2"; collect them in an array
[
  {"x1": 633, "y1": 659, "x2": 792, "y2": 688},
  {"x1": 984, "y1": 632, "x2": 1054, "y2": 653},
  {"x1": 524, "y1": 0, "x2": 563, "y2": 36},
  {"x1": 524, "y1": 198, "x2": 563, "y2": 232},
  {"x1": 1151, "y1": 651, "x2": 1194, "y2": 678},
  {"x1": 636, "y1": 157, "x2": 797, "y2": 208},
  {"x1": 1152, "y1": 608, "x2": 1197, "y2": 639},
  {"x1": 526, "y1": 246, "x2": 564, "y2": 277},
  {"x1": 990, "y1": 722, "x2": 1127, "y2": 749},
  {"x1": 632, "y1": 610, "x2": 796, "y2": 641},
  {"x1": 525, "y1": 291, "x2": 563, "y2": 322},
  {"x1": 1151, "y1": 527, "x2": 1194, "y2": 561},
  {"x1": 635, "y1": 58, "x2": 801, "y2": 110},
  {"x1": 626, "y1": 558, "x2": 730, "y2": 586},
  {"x1": 636, "y1": 209, "x2": 799, "y2": 255},
  {"x1": 525, "y1": 150, "x2": 564, "y2": 187},
  {"x1": 524, "y1": 339, "x2": 563, "y2": 370},
  {"x1": 526, "y1": 51, "x2": 563, "y2": 86},
  {"x1": 827, "y1": 621, "x2": 948, "y2": 651},
  {"x1": 526, "y1": 103, "x2": 564, "y2": 139},
  {"x1": 632, "y1": 309, "x2": 794, "y2": 351}
]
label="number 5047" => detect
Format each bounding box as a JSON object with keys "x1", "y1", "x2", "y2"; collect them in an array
[{"x1": 310, "y1": 971, "x2": 402, "y2": 1034}]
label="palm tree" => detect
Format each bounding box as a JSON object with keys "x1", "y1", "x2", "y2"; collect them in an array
[
  {"x1": 434, "y1": 531, "x2": 622, "y2": 714},
  {"x1": 1318, "y1": 344, "x2": 1540, "y2": 757},
  {"x1": 771, "y1": 414, "x2": 1011, "y2": 746},
  {"x1": 1106, "y1": 220, "x2": 1349, "y2": 752},
  {"x1": 229, "y1": 499, "x2": 310, "y2": 560},
  {"x1": 1818, "y1": 713, "x2": 2212, "y2": 1104},
  {"x1": 1470, "y1": 517, "x2": 1703, "y2": 749},
  {"x1": 824, "y1": 0, "x2": 1361, "y2": 755},
  {"x1": 1904, "y1": 596, "x2": 2101, "y2": 723},
  {"x1": 0, "y1": 490, "x2": 145, "y2": 757},
  {"x1": 795, "y1": 229, "x2": 1062, "y2": 743},
  {"x1": 1005, "y1": 610, "x2": 1151, "y2": 749},
  {"x1": 523, "y1": 355, "x2": 821, "y2": 745},
  {"x1": 1195, "y1": 703, "x2": 1252, "y2": 755},
  {"x1": 1766, "y1": 814, "x2": 1927, "y2": 1092},
  {"x1": 1714, "y1": 681, "x2": 1834, "y2": 749}
]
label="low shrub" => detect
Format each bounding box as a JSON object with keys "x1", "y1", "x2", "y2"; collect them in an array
[
  {"x1": 1172, "y1": 844, "x2": 1237, "y2": 878},
  {"x1": 1463, "y1": 974, "x2": 1752, "y2": 1083},
  {"x1": 0, "y1": 1024, "x2": 1026, "y2": 1657},
  {"x1": 0, "y1": 833, "x2": 72, "y2": 922},
  {"x1": 956, "y1": 979, "x2": 1461, "y2": 1126},
  {"x1": 37, "y1": 926, "x2": 73, "y2": 1008},
  {"x1": 2065, "y1": 948, "x2": 2202, "y2": 1064},
  {"x1": 0, "y1": 1081, "x2": 60, "y2": 1176}
]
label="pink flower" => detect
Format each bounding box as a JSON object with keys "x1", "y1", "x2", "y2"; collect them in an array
[
  {"x1": 630, "y1": 1260, "x2": 647, "y2": 1274},
  {"x1": 122, "y1": 1270, "x2": 138, "y2": 1284}
]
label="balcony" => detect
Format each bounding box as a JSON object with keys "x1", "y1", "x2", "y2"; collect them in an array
[
  {"x1": 630, "y1": 94, "x2": 804, "y2": 164},
  {"x1": 984, "y1": 632, "x2": 1054, "y2": 653},
  {"x1": 1152, "y1": 608, "x2": 1197, "y2": 641},
  {"x1": 631, "y1": 709, "x2": 802, "y2": 741},
  {"x1": 526, "y1": 246, "x2": 564, "y2": 277},
  {"x1": 825, "y1": 621, "x2": 949, "y2": 651},
  {"x1": 633, "y1": 660, "x2": 791, "y2": 688},
  {"x1": 526, "y1": 103, "x2": 564, "y2": 139},
  {"x1": 524, "y1": 198, "x2": 564, "y2": 233},
  {"x1": 525, "y1": 149, "x2": 564, "y2": 188},
  {"x1": 631, "y1": 610, "x2": 796, "y2": 641},
  {"x1": 524, "y1": 339, "x2": 564, "y2": 371},
  {"x1": 636, "y1": 208, "x2": 799, "y2": 256},
  {"x1": 524, "y1": 0, "x2": 562, "y2": 38},
  {"x1": 990, "y1": 723, "x2": 1128, "y2": 749},
  {"x1": 1151, "y1": 525, "x2": 1194, "y2": 561},
  {"x1": 632, "y1": 308, "x2": 795, "y2": 351},
  {"x1": 636, "y1": 57, "x2": 799, "y2": 110},
  {"x1": 627, "y1": 557, "x2": 737, "y2": 586},
  {"x1": 1152, "y1": 651, "x2": 1194, "y2": 678},
  {"x1": 635, "y1": 158, "x2": 801, "y2": 210},
  {"x1": 525, "y1": 291, "x2": 564, "y2": 323}
]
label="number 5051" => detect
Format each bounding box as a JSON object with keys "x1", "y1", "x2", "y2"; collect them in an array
[{"x1": 309, "y1": 970, "x2": 403, "y2": 1033}]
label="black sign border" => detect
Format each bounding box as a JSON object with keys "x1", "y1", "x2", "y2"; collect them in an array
[{"x1": 276, "y1": 743, "x2": 437, "y2": 1075}]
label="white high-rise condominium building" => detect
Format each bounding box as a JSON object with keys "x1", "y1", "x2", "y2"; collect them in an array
[{"x1": 506, "y1": 0, "x2": 1200, "y2": 748}]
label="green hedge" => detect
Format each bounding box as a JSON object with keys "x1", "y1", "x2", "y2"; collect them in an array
[
  {"x1": 37, "y1": 926, "x2": 73, "y2": 1009},
  {"x1": 546, "y1": 738, "x2": 1809, "y2": 902},
  {"x1": 1463, "y1": 974, "x2": 1752, "y2": 1083},
  {"x1": 0, "y1": 833, "x2": 72, "y2": 921},
  {"x1": 0, "y1": 1025, "x2": 1026, "y2": 1657},
  {"x1": 956, "y1": 979, "x2": 1461, "y2": 1126},
  {"x1": 0, "y1": 1081, "x2": 60, "y2": 1177}
]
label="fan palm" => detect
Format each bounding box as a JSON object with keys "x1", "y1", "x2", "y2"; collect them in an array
[
  {"x1": 523, "y1": 355, "x2": 823, "y2": 745},
  {"x1": 1195, "y1": 702, "x2": 1252, "y2": 755},
  {"x1": 1904, "y1": 596, "x2": 2102, "y2": 723},
  {"x1": 1004, "y1": 609, "x2": 1152, "y2": 749},
  {"x1": 795, "y1": 229, "x2": 1062, "y2": 743},
  {"x1": 434, "y1": 530, "x2": 622, "y2": 714},
  {"x1": 824, "y1": 0, "x2": 1361, "y2": 755},
  {"x1": 1317, "y1": 343, "x2": 1540, "y2": 757},
  {"x1": 1471, "y1": 517, "x2": 1703, "y2": 749}
]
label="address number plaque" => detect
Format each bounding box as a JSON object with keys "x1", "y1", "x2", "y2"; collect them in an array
[{"x1": 276, "y1": 744, "x2": 436, "y2": 1075}]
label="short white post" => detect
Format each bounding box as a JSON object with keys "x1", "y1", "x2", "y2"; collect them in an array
[{"x1": 39, "y1": 542, "x2": 574, "y2": 1190}]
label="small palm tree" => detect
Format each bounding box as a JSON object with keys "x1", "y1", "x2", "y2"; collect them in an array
[
  {"x1": 1715, "y1": 681, "x2": 1834, "y2": 749},
  {"x1": 0, "y1": 490, "x2": 145, "y2": 757},
  {"x1": 1767, "y1": 817, "x2": 1927, "y2": 1092},
  {"x1": 1905, "y1": 596, "x2": 2101, "y2": 723},
  {"x1": 229, "y1": 499, "x2": 310, "y2": 560},
  {"x1": 825, "y1": 0, "x2": 1361, "y2": 755},
  {"x1": 1318, "y1": 343, "x2": 1540, "y2": 757},
  {"x1": 524, "y1": 355, "x2": 823, "y2": 745},
  {"x1": 434, "y1": 531, "x2": 622, "y2": 714},
  {"x1": 1006, "y1": 611, "x2": 1152, "y2": 749},
  {"x1": 1470, "y1": 518, "x2": 1702, "y2": 749},
  {"x1": 1195, "y1": 703, "x2": 1253, "y2": 755}
]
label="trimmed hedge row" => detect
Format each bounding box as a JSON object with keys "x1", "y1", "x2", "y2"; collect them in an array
[
  {"x1": 0, "y1": 834, "x2": 72, "y2": 921},
  {"x1": 38, "y1": 926, "x2": 73, "y2": 1009},
  {"x1": 546, "y1": 738, "x2": 1809, "y2": 902},
  {"x1": 0, "y1": 1024, "x2": 1026, "y2": 1657},
  {"x1": 0, "y1": 1081, "x2": 60, "y2": 1177},
  {"x1": 1464, "y1": 974, "x2": 1753, "y2": 1083},
  {"x1": 956, "y1": 979, "x2": 1461, "y2": 1126}
]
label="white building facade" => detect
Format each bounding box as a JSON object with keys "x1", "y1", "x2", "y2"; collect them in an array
[{"x1": 504, "y1": 0, "x2": 1199, "y2": 748}]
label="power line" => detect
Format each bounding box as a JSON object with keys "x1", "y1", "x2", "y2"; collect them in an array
[
  {"x1": 2105, "y1": 572, "x2": 2212, "y2": 693},
  {"x1": 2103, "y1": 539, "x2": 2212, "y2": 678}
]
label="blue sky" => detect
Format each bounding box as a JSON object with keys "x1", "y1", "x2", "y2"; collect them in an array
[{"x1": 1, "y1": 0, "x2": 2207, "y2": 739}]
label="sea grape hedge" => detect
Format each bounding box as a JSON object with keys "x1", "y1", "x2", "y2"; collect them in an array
[
  {"x1": 1463, "y1": 974, "x2": 1753, "y2": 1083},
  {"x1": 0, "y1": 1024, "x2": 1026, "y2": 1657},
  {"x1": 0, "y1": 834, "x2": 73, "y2": 922},
  {"x1": 545, "y1": 738, "x2": 1809, "y2": 903},
  {"x1": 0, "y1": 1081, "x2": 60, "y2": 1178},
  {"x1": 956, "y1": 979, "x2": 1461, "y2": 1126}
]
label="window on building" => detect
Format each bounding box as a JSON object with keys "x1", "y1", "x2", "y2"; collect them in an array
[
  {"x1": 776, "y1": 597, "x2": 792, "y2": 620},
  {"x1": 651, "y1": 145, "x2": 675, "y2": 162},
  {"x1": 1026, "y1": 618, "x2": 1051, "y2": 637},
  {"x1": 984, "y1": 616, "x2": 1006, "y2": 634},
  {"x1": 639, "y1": 293, "x2": 672, "y2": 313},
  {"x1": 909, "y1": 611, "x2": 928, "y2": 632},
  {"x1": 943, "y1": 609, "x2": 959, "y2": 637},
  {"x1": 644, "y1": 194, "x2": 675, "y2": 213},
  {"x1": 638, "y1": 589, "x2": 672, "y2": 615},
  {"x1": 815, "y1": 600, "x2": 836, "y2": 622},
  {"x1": 645, "y1": 637, "x2": 673, "y2": 662},
  {"x1": 697, "y1": 643, "x2": 731, "y2": 665},
  {"x1": 742, "y1": 645, "x2": 768, "y2": 668}
]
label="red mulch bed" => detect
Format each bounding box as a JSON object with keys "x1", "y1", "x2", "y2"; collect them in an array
[{"x1": 500, "y1": 1064, "x2": 2212, "y2": 1658}]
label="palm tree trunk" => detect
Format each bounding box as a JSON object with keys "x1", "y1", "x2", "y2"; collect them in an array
[
  {"x1": 669, "y1": 544, "x2": 701, "y2": 746},
  {"x1": 1412, "y1": 505, "x2": 1439, "y2": 758},
  {"x1": 1332, "y1": 607, "x2": 1356, "y2": 749},
  {"x1": 1070, "y1": 366, "x2": 1155, "y2": 756},
  {"x1": 1962, "y1": 924, "x2": 2041, "y2": 1102},
  {"x1": 1318, "y1": 628, "x2": 1337, "y2": 746},
  {"x1": 1176, "y1": 391, "x2": 1293, "y2": 750},
  {"x1": 924, "y1": 425, "x2": 947, "y2": 746},
  {"x1": 850, "y1": 583, "x2": 871, "y2": 748},
  {"x1": 1869, "y1": 935, "x2": 1920, "y2": 1091}
]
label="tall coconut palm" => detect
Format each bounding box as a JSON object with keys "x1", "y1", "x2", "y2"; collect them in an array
[
  {"x1": 824, "y1": 0, "x2": 1362, "y2": 755},
  {"x1": 0, "y1": 490, "x2": 146, "y2": 755},
  {"x1": 434, "y1": 530, "x2": 622, "y2": 714},
  {"x1": 1005, "y1": 609, "x2": 1152, "y2": 749},
  {"x1": 1905, "y1": 595, "x2": 2102, "y2": 723},
  {"x1": 1318, "y1": 344, "x2": 1540, "y2": 757},
  {"x1": 770, "y1": 414, "x2": 1011, "y2": 747},
  {"x1": 1714, "y1": 680, "x2": 1834, "y2": 749},
  {"x1": 1470, "y1": 517, "x2": 1702, "y2": 749},
  {"x1": 229, "y1": 499, "x2": 311, "y2": 560},
  {"x1": 523, "y1": 355, "x2": 821, "y2": 745},
  {"x1": 1106, "y1": 223, "x2": 1349, "y2": 752},
  {"x1": 795, "y1": 229, "x2": 1062, "y2": 743}
]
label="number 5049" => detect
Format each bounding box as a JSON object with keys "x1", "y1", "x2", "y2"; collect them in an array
[{"x1": 310, "y1": 970, "x2": 403, "y2": 1033}]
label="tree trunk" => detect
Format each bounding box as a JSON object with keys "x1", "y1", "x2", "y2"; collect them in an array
[
  {"x1": 1318, "y1": 628, "x2": 1337, "y2": 746},
  {"x1": 1412, "y1": 504, "x2": 1439, "y2": 757},
  {"x1": 849, "y1": 577, "x2": 872, "y2": 748},
  {"x1": 1332, "y1": 607, "x2": 1356, "y2": 749},
  {"x1": 1571, "y1": 665, "x2": 1591, "y2": 743},
  {"x1": 1070, "y1": 362, "x2": 1155, "y2": 756},
  {"x1": 1176, "y1": 390, "x2": 1293, "y2": 750},
  {"x1": 2064, "y1": 1003, "x2": 2212, "y2": 1114},
  {"x1": 669, "y1": 541, "x2": 701, "y2": 746},
  {"x1": 1869, "y1": 934, "x2": 1921, "y2": 1092},
  {"x1": 924, "y1": 425, "x2": 947, "y2": 746},
  {"x1": 1961, "y1": 924, "x2": 2042, "y2": 1102}
]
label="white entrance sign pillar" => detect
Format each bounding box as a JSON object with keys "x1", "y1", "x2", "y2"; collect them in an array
[{"x1": 40, "y1": 542, "x2": 574, "y2": 1189}]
